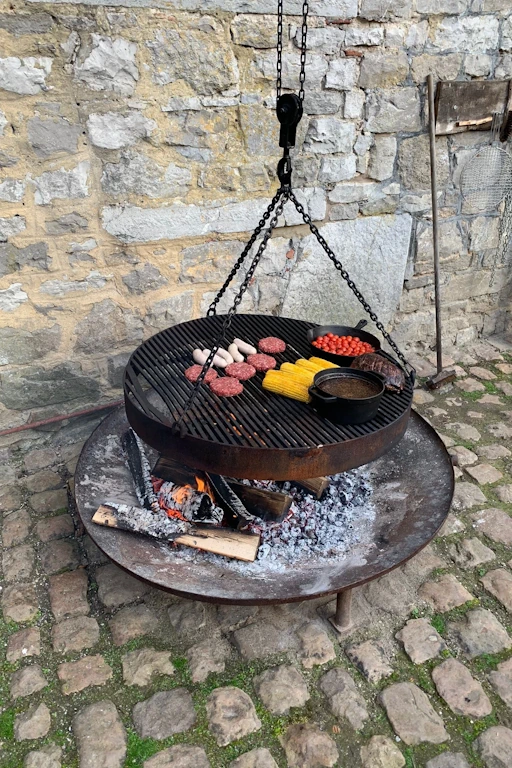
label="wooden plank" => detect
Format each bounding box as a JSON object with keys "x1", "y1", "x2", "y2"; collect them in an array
[
  {"x1": 92, "y1": 505, "x2": 260, "y2": 562},
  {"x1": 296, "y1": 477, "x2": 329, "y2": 499},
  {"x1": 435, "y1": 80, "x2": 510, "y2": 135},
  {"x1": 176, "y1": 528, "x2": 260, "y2": 562}
]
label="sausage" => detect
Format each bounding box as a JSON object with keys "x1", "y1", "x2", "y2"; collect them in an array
[
  {"x1": 193, "y1": 348, "x2": 212, "y2": 366},
  {"x1": 202, "y1": 348, "x2": 228, "y2": 368},
  {"x1": 228, "y1": 342, "x2": 244, "y2": 363},
  {"x1": 233, "y1": 338, "x2": 257, "y2": 356},
  {"x1": 216, "y1": 347, "x2": 234, "y2": 365}
]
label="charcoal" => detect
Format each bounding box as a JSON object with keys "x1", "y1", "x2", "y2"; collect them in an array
[{"x1": 121, "y1": 429, "x2": 160, "y2": 513}]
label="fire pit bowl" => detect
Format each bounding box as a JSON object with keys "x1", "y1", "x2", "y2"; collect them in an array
[
  {"x1": 309, "y1": 368, "x2": 385, "y2": 425},
  {"x1": 74, "y1": 405, "x2": 454, "y2": 605},
  {"x1": 307, "y1": 323, "x2": 381, "y2": 366}
]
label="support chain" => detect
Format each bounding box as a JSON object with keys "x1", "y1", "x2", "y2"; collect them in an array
[
  {"x1": 276, "y1": 0, "x2": 309, "y2": 104},
  {"x1": 173, "y1": 188, "x2": 289, "y2": 435},
  {"x1": 287, "y1": 190, "x2": 413, "y2": 374}
]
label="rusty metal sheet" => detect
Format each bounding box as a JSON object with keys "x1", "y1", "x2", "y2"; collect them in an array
[{"x1": 435, "y1": 80, "x2": 511, "y2": 135}]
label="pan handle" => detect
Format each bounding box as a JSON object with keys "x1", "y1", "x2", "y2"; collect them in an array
[
  {"x1": 309, "y1": 385, "x2": 336, "y2": 403},
  {"x1": 355, "y1": 319, "x2": 368, "y2": 330}
]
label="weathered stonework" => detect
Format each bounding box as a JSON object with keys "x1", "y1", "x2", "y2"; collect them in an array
[{"x1": 0, "y1": 0, "x2": 510, "y2": 441}]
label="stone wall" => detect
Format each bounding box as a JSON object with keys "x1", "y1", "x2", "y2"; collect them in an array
[{"x1": 0, "y1": 0, "x2": 511, "y2": 440}]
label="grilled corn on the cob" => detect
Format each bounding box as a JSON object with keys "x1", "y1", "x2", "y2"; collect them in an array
[
  {"x1": 280, "y1": 362, "x2": 315, "y2": 386},
  {"x1": 296, "y1": 358, "x2": 323, "y2": 373},
  {"x1": 309, "y1": 357, "x2": 340, "y2": 369},
  {"x1": 262, "y1": 370, "x2": 311, "y2": 402}
]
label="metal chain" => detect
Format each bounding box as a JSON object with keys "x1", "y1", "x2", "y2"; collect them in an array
[
  {"x1": 287, "y1": 191, "x2": 413, "y2": 373},
  {"x1": 276, "y1": 0, "x2": 309, "y2": 102},
  {"x1": 276, "y1": 0, "x2": 283, "y2": 99},
  {"x1": 207, "y1": 189, "x2": 284, "y2": 317},
  {"x1": 174, "y1": 189, "x2": 289, "y2": 433},
  {"x1": 298, "y1": 1, "x2": 309, "y2": 103}
]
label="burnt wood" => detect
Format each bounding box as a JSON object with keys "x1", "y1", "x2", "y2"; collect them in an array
[
  {"x1": 153, "y1": 456, "x2": 292, "y2": 522},
  {"x1": 124, "y1": 314, "x2": 413, "y2": 480}
]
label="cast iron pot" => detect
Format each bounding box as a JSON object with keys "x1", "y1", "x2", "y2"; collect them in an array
[
  {"x1": 309, "y1": 368, "x2": 385, "y2": 426},
  {"x1": 307, "y1": 319, "x2": 381, "y2": 366}
]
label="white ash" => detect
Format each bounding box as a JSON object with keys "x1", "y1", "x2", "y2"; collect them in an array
[{"x1": 170, "y1": 467, "x2": 376, "y2": 572}]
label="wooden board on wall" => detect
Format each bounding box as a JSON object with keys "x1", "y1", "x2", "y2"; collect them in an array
[{"x1": 435, "y1": 80, "x2": 511, "y2": 135}]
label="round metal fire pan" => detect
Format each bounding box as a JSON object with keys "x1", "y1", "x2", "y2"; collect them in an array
[
  {"x1": 123, "y1": 314, "x2": 414, "y2": 480},
  {"x1": 74, "y1": 406, "x2": 454, "y2": 605}
]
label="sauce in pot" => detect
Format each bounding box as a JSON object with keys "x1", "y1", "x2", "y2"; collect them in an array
[{"x1": 319, "y1": 377, "x2": 380, "y2": 400}]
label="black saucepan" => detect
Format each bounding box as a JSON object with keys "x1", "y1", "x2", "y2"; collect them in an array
[
  {"x1": 307, "y1": 319, "x2": 381, "y2": 366},
  {"x1": 309, "y1": 368, "x2": 385, "y2": 425}
]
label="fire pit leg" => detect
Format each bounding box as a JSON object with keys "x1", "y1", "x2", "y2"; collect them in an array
[{"x1": 328, "y1": 589, "x2": 354, "y2": 636}]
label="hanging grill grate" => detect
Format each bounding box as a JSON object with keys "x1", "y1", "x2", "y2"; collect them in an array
[{"x1": 124, "y1": 314, "x2": 413, "y2": 480}]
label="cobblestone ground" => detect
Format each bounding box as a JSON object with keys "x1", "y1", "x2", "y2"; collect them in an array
[{"x1": 1, "y1": 341, "x2": 512, "y2": 768}]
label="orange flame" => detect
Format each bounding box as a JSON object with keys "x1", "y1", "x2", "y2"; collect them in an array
[{"x1": 195, "y1": 475, "x2": 215, "y2": 502}]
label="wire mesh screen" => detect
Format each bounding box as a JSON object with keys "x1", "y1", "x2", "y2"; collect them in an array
[{"x1": 460, "y1": 145, "x2": 512, "y2": 212}]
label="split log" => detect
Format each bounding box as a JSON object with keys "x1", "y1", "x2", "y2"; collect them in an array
[
  {"x1": 153, "y1": 456, "x2": 292, "y2": 522},
  {"x1": 92, "y1": 505, "x2": 260, "y2": 562},
  {"x1": 296, "y1": 477, "x2": 329, "y2": 499}
]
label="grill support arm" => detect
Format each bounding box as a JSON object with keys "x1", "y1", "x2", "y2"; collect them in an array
[{"x1": 328, "y1": 589, "x2": 353, "y2": 636}]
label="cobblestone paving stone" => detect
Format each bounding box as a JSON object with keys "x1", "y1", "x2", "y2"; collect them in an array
[{"x1": 0, "y1": 347, "x2": 512, "y2": 766}]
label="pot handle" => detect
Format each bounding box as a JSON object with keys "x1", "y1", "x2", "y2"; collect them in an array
[
  {"x1": 309, "y1": 385, "x2": 336, "y2": 403},
  {"x1": 355, "y1": 319, "x2": 368, "y2": 330}
]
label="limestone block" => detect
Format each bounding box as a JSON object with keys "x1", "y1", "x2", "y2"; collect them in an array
[
  {"x1": 304, "y1": 118, "x2": 355, "y2": 154},
  {"x1": 367, "y1": 88, "x2": 420, "y2": 133},
  {"x1": 464, "y1": 54, "x2": 492, "y2": 76},
  {"x1": 345, "y1": 24, "x2": 384, "y2": 46},
  {"x1": 0, "y1": 216, "x2": 26, "y2": 241},
  {"x1": 28, "y1": 117, "x2": 81, "y2": 157},
  {"x1": 87, "y1": 112, "x2": 156, "y2": 150},
  {"x1": 0, "y1": 179, "x2": 25, "y2": 202},
  {"x1": 254, "y1": 51, "x2": 327, "y2": 90},
  {"x1": 368, "y1": 136, "x2": 396, "y2": 181},
  {"x1": 411, "y1": 54, "x2": 463, "y2": 83},
  {"x1": 75, "y1": 35, "x2": 138, "y2": 96},
  {"x1": 144, "y1": 293, "x2": 194, "y2": 333},
  {"x1": 344, "y1": 90, "x2": 365, "y2": 119},
  {"x1": 39, "y1": 272, "x2": 109, "y2": 296},
  {"x1": 294, "y1": 26, "x2": 344, "y2": 54},
  {"x1": 147, "y1": 26, "x2": 238, "y2": 95},
  {"x1": 359, "y1": 51, "x2": 409, "y2": 88},
  {"x1": 359, "y1": 0, "x2": 412, "y2": 21},
  {"x1": 0, "y1": 12, "x2": 53, "y2": 35},
  {"x1": 417, "y1": 0, "x2": 469, "y2": 11},
  {"x1": 281, "y1": 214, "x2": 412, "y2": 327},
  {"x1": 32, "y1": 162, "x2": 89, "y2": 205},
  {"x1": 432, "y1": 16, "x2": 500, "y2": 52},
  {"x1": 399, "y1": 135, "x2": 449, "y2": 191},
  {"x1": 0, "y1": 57, "x2": 52, "y2": 95},
  {"x1": 102, "y1": 151, "x2": 191, "y2": 198},
  {"x1": 74, "y1": 299, "x2": 142, "y2": 353},
  {"x1": 232, "y1": 15, "x2": 276, "y2": 48},
  {"x1": 325, "y1": 59, "x2": 359, "y2": 90},
  {"x1": 0, "y1": 283, "x2": 28, "y2": 312},
  {"x1": 0, "y1": 364, "x2": 100, "y2": 410},
  {"x1": 0, "y1": 241, "x2": 50, "y2": 275},
  {"x1": 0, "y1": 325, "x2": 60, "y2": 365}
]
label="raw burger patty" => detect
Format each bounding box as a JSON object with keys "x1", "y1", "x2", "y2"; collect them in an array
[
  {"x1": 258, "y1": 336, "x2": 286, "y2": 354},
  {"x1": 247, "y1": 353, "x2": 277, "y2": 372},
  {"x1": 225, "y1": 362, "x2": 256, "y2": 380},
  {"x1": 184, "y1": 365, "x2": 218, "y2": 383},
  {"x1": 209, "y1": 377, "x2": 244, "y2": 397}
]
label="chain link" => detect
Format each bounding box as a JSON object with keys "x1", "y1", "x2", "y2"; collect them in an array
[
  {"x1": 276, "y1": 0, "x2": 283, "y2": 99},
  {"x1": 298, "y1": 1, "x2": 309, "y2": 103},
  {"x1": 207, "y1": 189, "x2": 284, "y2": 317},
  {"x1": 174, "y1": 189, "x2": 289, "y2": 433},
  {"x1": 276, "y1": 0, "x2": 309, "y2": 103},
  {"x1": 287, "y1": 191, "x2": 413, "y2": 373}
]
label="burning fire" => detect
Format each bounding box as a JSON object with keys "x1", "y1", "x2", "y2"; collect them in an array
[{"x1": 152, "y1": 474, "x2": 214, "y2": 522}]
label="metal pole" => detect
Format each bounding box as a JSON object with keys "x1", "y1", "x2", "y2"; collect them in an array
[
  {"x1": 328, "y1": 589, "x2": 353, "y2": 634},
  {"x1": 427, "y1": 73, "x2": 443, "y2": 375}
]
